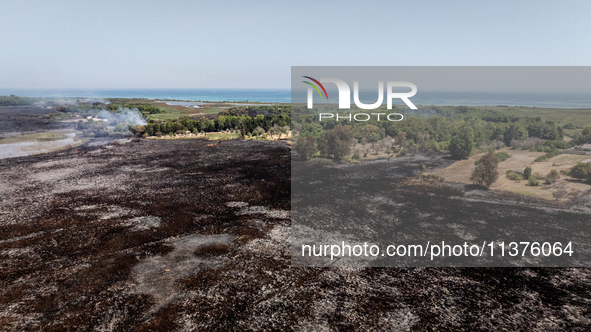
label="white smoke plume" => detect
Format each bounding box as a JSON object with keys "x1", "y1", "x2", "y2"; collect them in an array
[{"x1": 96, "y1": 108, "x2": 147, "y2": 126}]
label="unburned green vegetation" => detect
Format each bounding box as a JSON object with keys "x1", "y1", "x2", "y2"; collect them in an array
[
  {"x1": 293, "y1": 105, "x2": 591, "y2": 162},
  {"x1": 132, "y1": 110, "x2": 291, "y2": 139},
  {"x1": 0, "y1": 95, "x2": 34, "y2": 106},
  {"x1": 456, "y1": 105, "x2": 591, "y2": 126},
  {"x1": 569, "y1": 162, "x2": 591, "y2": 182}
]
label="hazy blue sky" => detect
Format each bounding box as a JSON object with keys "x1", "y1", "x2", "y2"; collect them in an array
[{"x1": 1, "y1": 0, "x2": 590, "y2": 89}]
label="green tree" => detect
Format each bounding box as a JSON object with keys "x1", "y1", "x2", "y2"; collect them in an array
[
  {"x1": 470, "y1": 152, "x2": 500, "y2": 187},
  {"x1": 449, "y1": 126, "x2": 474, "y2": 159},
  {"x1": 296, "y1": 135, "x2": 318, "y2": 161},
  {"x1": 504, "y1": 123, "x2": 528, "y2": 145},
  {"x1": 569, "y1": 162, "x2": 591, "y2": 182},
  {"x1": 322, "y1": 125, "x2": 354, "y2": 160},
  {"x1": 360, "y1": 124, "x2": 381, "y2": 142},
  {"x1": 523, "y1": 166, "x2": 532, "y2": 180}
]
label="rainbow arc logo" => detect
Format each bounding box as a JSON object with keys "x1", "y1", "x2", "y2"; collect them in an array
[{"x1": 302, "y1": 76, "x2": 328, "y2": 100}]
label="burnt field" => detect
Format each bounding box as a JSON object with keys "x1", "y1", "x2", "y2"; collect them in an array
[
  {"x1": 1, "y1": 140, "x2": 591, "y2": 331},
  {"x1": 292, "y1": 155, "x2": 591, "y2": 267},
  {"x1": 0, "y1": 106, "x2": 75, "y2": 136}
]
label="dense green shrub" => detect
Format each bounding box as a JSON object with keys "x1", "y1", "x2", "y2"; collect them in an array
[
  {"x1": 545, "y1": 169, "x2": 560, "y2": 184},
  {"x1": 494, "y1": 151, "x2": 511, "y2": 162},
  {"x1": 506, "y1": 170, "x2": 523, "y2": 181}
]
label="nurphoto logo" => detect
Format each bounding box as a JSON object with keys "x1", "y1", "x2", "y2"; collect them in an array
[{"x1": 304, "y1": 76, "x2": 418, "y2": 110}]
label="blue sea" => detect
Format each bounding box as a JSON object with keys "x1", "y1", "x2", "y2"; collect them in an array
[
  {"x1": 0, "y1": 89, "x2": 291, "y2": 104},
  {"x1": 1, "y1": 89, "x2": 591, "y2": 108}
]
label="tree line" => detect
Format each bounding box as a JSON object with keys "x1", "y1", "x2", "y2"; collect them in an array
[
  {"x1": 292, "y1": 106, "x2": 591, "y2": 159},
  {"x1": 293, "y1": 105, "x2": 591, "y2": 161},
  {"x1": 139, "y1": 114, "x2": 291, "y2": 137}
]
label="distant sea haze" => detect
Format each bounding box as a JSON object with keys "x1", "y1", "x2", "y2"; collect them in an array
[
  {"x1": 1, "y1": 89, "x2": 591, "y2": 108},
  {"x1": 0, "y1": 89, "x2": 291, "y2": 104}
]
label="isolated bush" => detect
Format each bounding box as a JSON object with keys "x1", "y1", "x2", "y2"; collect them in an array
[
  {"x1": 528, "y1": 177, "x2": 540, "y2": 186},
  {"x1": 545, "y1": 169, "x2": 560, "y2": 184},
  {"x1": 506, "y1": 170, "x2": 523, "y2": 181}
]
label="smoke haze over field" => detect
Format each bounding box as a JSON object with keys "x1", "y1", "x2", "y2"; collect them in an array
[{"x1": 96, "y1": 109, "x2": 146, "y2": 126}]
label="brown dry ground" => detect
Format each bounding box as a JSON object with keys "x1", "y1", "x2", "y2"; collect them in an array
[
  {"x1": 0, "y1": 140, "x2": 590, "y2": 331},
  {"x1": 431, "y1": 148, "x2": 591, "y2": 201}
]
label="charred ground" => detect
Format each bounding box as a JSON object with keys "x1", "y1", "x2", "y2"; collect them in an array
[
  {"x1": 0, "y1": 140, "x2": 590, "y2": 331},
  {"x1": 292, "y1": 154, "x2": 591, "y2": 267},
  {"x1": 0, "y1": 106, "x2": 75, "y2": 136}
]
